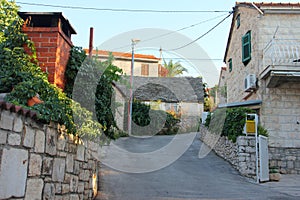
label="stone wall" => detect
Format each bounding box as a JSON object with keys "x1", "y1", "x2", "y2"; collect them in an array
[
  {"x1": 200, "y1": 127, "x2": 256, "y2": 178},
  {"x1": 0, "y1": 109, "x2": 100, "y2": 199},
  {"x1": 269, "y1": 147, "x2": 300, "y2": 174}
]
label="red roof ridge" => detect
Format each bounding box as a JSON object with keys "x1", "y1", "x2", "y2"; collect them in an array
[
  {"x1": 236, "y1": 2, "x2": 300, "y2": 7},
  {"x1": 0, "y1": 100, "x2": 38, "y2": 119},
  {"x1": 84, "y1": 49, "x2": 160, "y2": 60}
]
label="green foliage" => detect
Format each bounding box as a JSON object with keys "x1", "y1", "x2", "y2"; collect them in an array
[
  {"x1": 163, "y1": 59, "x2": 187, "y2": 77},
  {"x1": 131, "y1": 101, "x2": 180, "y2": 135},
  {"x1": 0, "y1": 0, "x2": 76, "y2": 135},
  {"x1": 205, "y1": 107, "x2": 255, "y2": 142},
  {"x1": 71, "y1": 53, "x2": 124, "y2": 139},
  {"x1": 132, "y1": 101, "x2": 151, "y2": 126},
  {"x1": 64, "y1": 46, "x2": 87, "y2": 98},
  {"x1": 258, "y1": 125, "x2": 269, "y2": 137}
]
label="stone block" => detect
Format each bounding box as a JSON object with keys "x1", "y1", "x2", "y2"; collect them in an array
[
  {"x1": 76, "y1": 145, "x2": 85, "y2": 161},
  {"x1": 43, "y1": 183, "x2": 55, "y2": 200},
  {"x1": 13, "y1": 115, "x2": 23, "y2": 132},
  {"x1": 236, "y1": 136, "x2": 248, "y2": 146},
  {"x1": 23, "y1": 126, "x2": 35, "y2": 148},
  {"x1": 79, "y1": 170, "x2": 90, "y2": 181},
  {"x1": 66, "y1": 154, "x2": 74, "y2": 173},
  {"x1": 238, "y1": 146, "x2": 245, "y2": 153},
  {"x1": 0, "y1": 148, "x2": 28, "y2": 199},
  {"x1": 35, "y1": 130, "x2": 45, "y2": 153},
  {"x1": 74, "y1": 161, "x2": 80, "y2": 175},
  {"x1": 55, "y1": 183, "x2": 62, "y2": 194},
  {"x1": 0, "y1": 130, "x2": 7, "y2": 144},
  {"x1": 8, "y1": 133, "x2": 21, "y2": 146},
  {"x1": 77, "y1": 182, "x2": 85, "y2": 193},
  {"x1": 52, "y1": 158, "x2": 66, "y2": 182},
  {"x1": 57, "y1": 135, "x2": 66, "y2": 151},
  {"x1": 62, "y1": 184, "x2": 70, "y2": 194},
  {"x1": 25, "y1": 178, "x2": 44, "y2": 200},
  {"x1": 45, "y1": 127, "x2": 57, "y2": 156},
  {"x1": 70, "y1": 175, "x2": 79, "y2": 193},
  {"x1": 70, "y1": 194, "x2": 79, "y2": 200},
  {"x1": 42, "y1": 157, "x2": 53, "y2": 175},
  {"x1": 0, "y1": 110, "x2": 13, "y2": 130},
  {"x1": 238, "y1": 156, "x2": 246, "y2": 162},
  {"x1": 245, "y1": 146, "x2": 256, "y2": 153},
  {"x1": 287, "y1": 160, "x2": 294, "y2": 169},
  {"x1": 28, "y1": 153, "x2": 42, "y2": 176}
]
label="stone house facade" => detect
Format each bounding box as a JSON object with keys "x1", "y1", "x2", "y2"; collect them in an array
[
  {"x1": 114, "y1": 76, "x2": 203, "y2": 133},
  {"x1": 86, "y1": 49, "x2": 167, "y2": 77},
  {"x1": 223, "y1": 2, "x2": 300, "y2": 174}
]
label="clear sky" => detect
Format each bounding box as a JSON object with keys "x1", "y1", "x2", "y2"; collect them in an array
[{"x1": 17, "y1": 0, "x2": 300, "y2": 85}]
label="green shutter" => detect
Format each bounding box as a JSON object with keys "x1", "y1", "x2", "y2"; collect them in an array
[
  {"x1": 236, "y1": 14, "x2": 240, "y2": 28},
  {"x1": 242, "y1": 31, "x2": 251, "y2": 64},
  {"x1": 228, "y1": 58, "x2": 232, "y2": 72}
]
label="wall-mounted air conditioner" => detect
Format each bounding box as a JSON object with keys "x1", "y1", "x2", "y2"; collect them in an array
[{"x1": 244, "y1": 74, "x2": 257, "y2": 92}]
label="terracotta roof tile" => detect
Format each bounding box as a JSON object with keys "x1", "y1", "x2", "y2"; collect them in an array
[
  {"x1": 0, "y1": 100, "x2": 38, "y2": 119},
  {"x1": 237, "y1": 2, "x2": 300, "y2": 7},
  {"x1": 84, "y1": 49, "x2": 160, "y2": 61}
]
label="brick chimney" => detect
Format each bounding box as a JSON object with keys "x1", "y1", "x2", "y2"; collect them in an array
[{"x1": 19, "y1": 12, "x2": 76, "y2": 89}]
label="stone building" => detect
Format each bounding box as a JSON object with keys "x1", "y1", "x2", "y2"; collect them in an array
[
  {"x1": 114, "y1": 76, "x2": 203, "y2": 132},
  {"x1": 222, "y1": 2, "x2": 300, "y2": 174},
  {"x1": 86, "y1": 49, "x2": 167, "y2": 77}
]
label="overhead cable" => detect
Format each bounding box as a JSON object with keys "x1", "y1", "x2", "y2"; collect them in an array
[
  {"x1": 16, "y1": 2, "x2": 230, "y2": 13},
  {"x1": 165, "y1": 11, "x2": 233, "y2": 51}
]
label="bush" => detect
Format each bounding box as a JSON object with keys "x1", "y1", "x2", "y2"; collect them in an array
[
  {"x1": 132, "y1": 101, "x2": 180, "y2": 135},
  {"x1": 205, "y1": 107, "x2": 255, "y2": 142}
]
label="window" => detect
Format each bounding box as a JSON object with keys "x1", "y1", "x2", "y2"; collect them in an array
[
  {"x1": 141, "y1": 64, "x2": 149, "y2": 76},
  {"x1": 242, "y1": 31, "x2": 251, "y2": 64},
  {"x1": 236, "y1": 14, "x2": 240, "y2": 29},
  {"x1": 228, "y1": 58, "x2": 232, "y2": 72}
]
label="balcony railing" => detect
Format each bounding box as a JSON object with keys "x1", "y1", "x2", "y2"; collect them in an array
[
  {"x1": 263, "y1": 39, "x2": 300, "y2": 67},
  {"x1": 261, "y1": 39, "x2": 300, "y2": 87}
]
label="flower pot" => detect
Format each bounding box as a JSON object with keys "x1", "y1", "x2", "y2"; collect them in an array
[
  {"x1": 27, "y1": 96, "x2": 43, "y2": 107},
  {"x1": 269, "y1": 173, "x2": 281, "y2": 181}
]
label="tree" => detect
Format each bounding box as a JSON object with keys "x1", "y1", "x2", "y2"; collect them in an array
[{"x1": 163, "y1": 60, "x2": 187, "y2": 77}]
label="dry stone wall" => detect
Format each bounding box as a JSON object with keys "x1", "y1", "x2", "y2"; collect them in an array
[
  {"x1": 0, "y1": 109, "x2": 100, "y2": 199},
  {"x1": 200, "y1": 127, "x2": 256, "y2": 178}
]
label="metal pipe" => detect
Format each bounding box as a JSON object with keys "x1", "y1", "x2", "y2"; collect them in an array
[{"x1": 89, "y1": 27, "x2": 94, "y2": 58}]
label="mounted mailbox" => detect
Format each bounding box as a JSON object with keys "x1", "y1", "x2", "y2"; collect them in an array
[{"x1": 244, "y1": 114, "x2": 258, "y2": 136}]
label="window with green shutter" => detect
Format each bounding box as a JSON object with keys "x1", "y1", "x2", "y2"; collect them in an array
[
  {"x1": 228, "y1": 58, "x2": 232, "y2": 72},
  {"x1": 236, "y1": 14, "x2": 240, "y2": 29},
  {"x1": 242, "y1": 31, "x2": 251, "y2": 64}
]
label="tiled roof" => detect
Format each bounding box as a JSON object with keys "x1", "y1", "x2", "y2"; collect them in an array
[
  {"x1": 84, "y1": 49, "x2": 160, "y2": 61},
  {"x1": 0, "y1": 100, "x2": 38, "y2": 119},
  {"x1": 114, "y1": 76, "x2": 204, "y2": 102},
  {"x1": 237, "y1": 2, "x2": 300, "y2": 7}
]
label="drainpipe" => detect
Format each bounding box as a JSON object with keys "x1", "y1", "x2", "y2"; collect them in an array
[
  {"x1": 252, "y1": 2, "x2": 264, "y2": 15},
  {"x1": 89, "y1": 27, "x2": 94, "y2": 58}
]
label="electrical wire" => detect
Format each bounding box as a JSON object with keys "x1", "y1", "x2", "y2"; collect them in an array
[
  {"x1": 112, "y1": 13, "x2": 228, "y2": 51},
  {"x1": 165, "y1": 11, "x2": 233, "y2": 51},
  {"x1": 16, "y1": 1, "x2": 230, "y2": 13}
]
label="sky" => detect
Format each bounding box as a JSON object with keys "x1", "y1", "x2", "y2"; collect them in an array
[{"x1": 17, "y1": 0, "x2": 300, "y2": 86}]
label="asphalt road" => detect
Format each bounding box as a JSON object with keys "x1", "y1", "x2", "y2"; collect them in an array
[{"x1": 96, "y1": 133, "x2": 298, "y2": 200}]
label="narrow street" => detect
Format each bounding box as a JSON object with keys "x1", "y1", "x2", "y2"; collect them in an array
[{"x1": 96, "y1": 133, "x2": 298, "y2": 200}]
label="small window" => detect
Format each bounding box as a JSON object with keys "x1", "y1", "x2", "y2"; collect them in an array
[
  {"x1": 141, "y1": 64, "x2": 149, "y2": 76},
  {"x1": 242, "y1": 31, "x2": 251, "y2": 64},
  {"x1": 236, "y1": 14, "x2": 240, "y2": 28},
  {"x1": 228, "y1": 58, "x2": 232, "y2": 72}
]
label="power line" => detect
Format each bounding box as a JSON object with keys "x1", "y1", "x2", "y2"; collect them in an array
[
  {"x1": 112, "y1": 13, "x2": 228, "y2": 51},
  {"x1": 165, "y1": 11, "x2": 233, "y2": 51},
  {"x1": 16, "y1": 2, "x2": 230, "y2": 13}
]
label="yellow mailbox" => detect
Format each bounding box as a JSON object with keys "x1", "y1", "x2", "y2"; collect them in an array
[{"x1": 245, "y1": 114, "x2": 257, "y2": 135}]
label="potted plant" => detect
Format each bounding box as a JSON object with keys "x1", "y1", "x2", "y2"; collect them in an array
[{"x1": 269, "y1": 167, "x2": 281, "y2": 181}]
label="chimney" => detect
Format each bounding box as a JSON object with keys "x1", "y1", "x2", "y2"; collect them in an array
[{"x1": 19, "y1": 12, "x2": 76, "y2": 90}]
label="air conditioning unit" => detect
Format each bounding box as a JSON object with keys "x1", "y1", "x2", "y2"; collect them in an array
[{"x1": 244, "y1": 74, "x2": 257, "y2": 92}]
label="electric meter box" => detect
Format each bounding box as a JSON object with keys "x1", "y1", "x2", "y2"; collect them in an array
[{"x1": 244, "y1": 114, "x2": 258, "y2": 135}]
